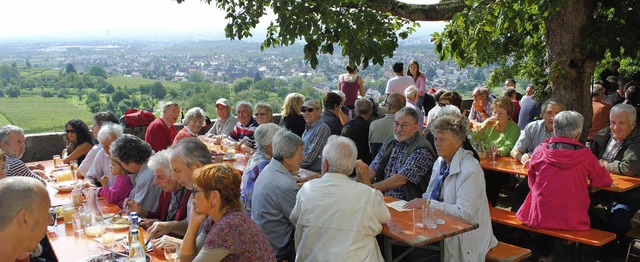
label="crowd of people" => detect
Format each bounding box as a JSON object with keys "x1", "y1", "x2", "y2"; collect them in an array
[{"x1": 1, "y1": 59, "x2": 640, "y2": 261}]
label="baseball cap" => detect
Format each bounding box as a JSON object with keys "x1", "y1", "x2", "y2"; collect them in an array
[
  {"x1": 302, "y1": 100, "x2": 321, "y2": 110},
  {"x1": 216, "y1": 98, "x2": 230, "y2": 107}
]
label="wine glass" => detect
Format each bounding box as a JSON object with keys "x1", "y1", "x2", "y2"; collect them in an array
[
  {"x1": 164, "y1": 242, "x2": 179, "y2": 262},
  {"x1": 490, "y1": 145, "x2": 498, "y2": 164}
]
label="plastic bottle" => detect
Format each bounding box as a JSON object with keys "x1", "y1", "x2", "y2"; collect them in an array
[{"x1": 128, "y1": 212, "x2": 146, "y2": 250}]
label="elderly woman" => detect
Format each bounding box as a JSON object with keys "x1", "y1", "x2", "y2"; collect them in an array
[
  {"x1": 405, "y1": 115, "x2": 497, "y2": 261},
  {"x1": 174, "y1": 107, "x2": 206, "y2": 144},
  {"x1": 517, "y1": 111, "x2": 613, "y2": 230},
  {"x1": 0, "y1": 149, "x2": 6, "y2": 179},
  {"x1": 181, "y1": 164, "x2": 275, "y2": 261},
  {"x1": 469, "y1": 87, "x2": 494, "y2": 124},
  {"x1": 76, "y1": 112, "x2": 120, "y2": 179},
  {"x1": 280, "y1": 93, "x2": 306, "y2": 137},
  {"x1": 252, "y1": 130, "x2": 305, "y2": 260},
  {"x1": 63, "y1": 119, "x2": 94, "y2": 165},
  {"x1": 254, "y1": 103, "x2": 273, "y2": 125},
  {"x1": 241, "y1": 123, "x2": 281, "y2": 216},
  {"x1": 423, "y1": 105, "x2": 480, "y2": 161},
  {"x1": 471, "y1": 96, "x2": 520, "y2": 205}
]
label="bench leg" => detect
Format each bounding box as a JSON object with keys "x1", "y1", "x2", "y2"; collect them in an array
[{"x1": 552, "y1": 238, "x2": 565, "y2": 262}]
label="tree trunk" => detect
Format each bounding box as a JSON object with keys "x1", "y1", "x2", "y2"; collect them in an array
[{"x1": 545, "y1": 0, "x2": 597, "y2": 140}]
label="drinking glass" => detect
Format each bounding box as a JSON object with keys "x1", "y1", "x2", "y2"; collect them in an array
[
  {"x1": 425, "y1": 207, "x2": 437, "y2": 229},
  {"x1": 72, "y1": 213, "x2": 85, "y2": 234},
  {"x1": 490, "y1": 145, "x2": 498, "y2": 164},
  {"x1": 63, "y1": 205, "x2": 74, "y2": 224},
  {"x1": 164, "y1": 242, "x2": 179, "y2": 262},
  {"x1": 412, "y1": 205, "x2": 425, "y2": 230}
]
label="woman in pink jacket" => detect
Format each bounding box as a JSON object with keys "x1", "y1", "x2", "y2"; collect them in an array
[{"x1": 516, "y1": 111, "x2": 613, "y2": 230}]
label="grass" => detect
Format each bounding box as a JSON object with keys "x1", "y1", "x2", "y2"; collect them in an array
[
  {"x1": 0, "y1": 97, "x2": 94, "y2": 134},
  {"x1": 107, "y1": 76, "x2": 181, "y2": 89}
]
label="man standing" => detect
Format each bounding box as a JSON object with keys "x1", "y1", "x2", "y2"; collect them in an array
[
  {"x1": 357, "y1": 107, "x2": 436, "y2": 201},
  {"x1": 0, "y1": 125, "x2": 46, "y2": 184},
  {"x1": 145, "y1": 101, "x2": 180, "y2": 152},
  {"x1": 590, "y1": 104, "x2": 640, "y2": 238},
  {"x1": 384, "y1": 62, "x2": 414, "y2": 102},
  {"x1": 518, "y1": 84, "x2": 540, "y2": 129},
  {"x1": 0, "y1": 177, "x2": 53, "y2": 261},
  {"x1": 113, "y1": 135, "x2": 162, "y2": 213},
  {"x1": 290, "y1": 136, "x2": 390, "y2": 261},
  {"x1": 369, "y1": 93, "x2": 406, "y2": 157},
  {"x1": 300, "y1": 100, "x2": 330, "y2": 172},
  {"x1": 206, "y1": 98, "x2": 238, "y2": 137}
]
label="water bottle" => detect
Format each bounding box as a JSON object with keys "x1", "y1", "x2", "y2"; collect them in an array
[
  {"x1": 128, "y1": 229, "x2": 146, "y2": 262},
  {"x1": 128, "y1": 212, "x2": 146, "y2": 251}
]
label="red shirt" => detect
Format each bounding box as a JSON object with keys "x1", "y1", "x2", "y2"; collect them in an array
[{"x1": 144, "y1": 117, "x2": 178, "y2": 152}]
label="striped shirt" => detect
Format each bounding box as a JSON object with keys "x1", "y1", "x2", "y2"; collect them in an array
[
  {"x1": 230, "y1": 118, "x2": 259, "y2": 148},
  {"x1": 6, "y1": 156, "x2": 46, "y2": 185}
]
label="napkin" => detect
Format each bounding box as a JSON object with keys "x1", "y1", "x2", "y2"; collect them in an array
[{"x1": 386, "y1": 200, "x2": 411, "y2": 212}]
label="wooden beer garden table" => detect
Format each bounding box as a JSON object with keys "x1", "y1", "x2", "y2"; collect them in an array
[
  {"x1": 381, "y1": 196, "x2": 478, "y2": 262},
  {"x1": 479, "y1": 156, "x2": 640, "y2": 192}
]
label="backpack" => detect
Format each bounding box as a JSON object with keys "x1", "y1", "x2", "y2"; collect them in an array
[{"x1": 122, "y1": 109, "x2": 156, "y2": 128}]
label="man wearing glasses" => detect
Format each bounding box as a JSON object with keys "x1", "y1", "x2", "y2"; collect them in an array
[
  {"x1": 300, "y1": 100, "x2": 331, "y2": 172},
  {"x1": 356, "y1": 107, "x2": 436, "y2": 201}
]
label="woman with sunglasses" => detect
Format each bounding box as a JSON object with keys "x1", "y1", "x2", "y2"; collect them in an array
[{"x1": 62, "y1": 119, "x2": 94, "y2": 165}]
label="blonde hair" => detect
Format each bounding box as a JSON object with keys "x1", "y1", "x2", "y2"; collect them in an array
[
  {"x1": 282, "y1": 93, "x2": 305, "y2": 117},
  {"x1": 492, "y1": 96, "x2": 514, "y2": 116}
]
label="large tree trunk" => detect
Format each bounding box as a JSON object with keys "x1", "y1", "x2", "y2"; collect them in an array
[{"x1": 545, "y1": 0, "x2": 597, "y2": 140}]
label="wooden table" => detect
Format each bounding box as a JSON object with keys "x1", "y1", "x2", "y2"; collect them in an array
[
  {"x1": 480, "y1": 156, "x2": 640, "y2": 192},
  {"x1": 381, "y1": 196, "x2": 479, "y2": 262},
  {"x1": 46, "y1": 188, "x2": 167, "y2": 261}
]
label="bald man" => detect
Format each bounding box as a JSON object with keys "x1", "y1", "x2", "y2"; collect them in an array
[
  {"x1": 0, "y1": 177, "x2": 53, "y2": 262},
  {"x1": 369, "y1": 93, "x2": 407, "y2": 156}
]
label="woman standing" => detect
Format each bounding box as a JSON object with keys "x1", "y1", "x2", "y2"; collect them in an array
[
  {"x1": 338, "y1": 65, "x2": 365, "y2": 111},
  {"x1": 407, "y1": 60, "x2": 434, "y2": 115},
  {"x1": 62, "y1": 119, "x2": 94, "y2": 165},
  {"x1": 405, "y1": 115, "x2": 497, "y2": 261}
]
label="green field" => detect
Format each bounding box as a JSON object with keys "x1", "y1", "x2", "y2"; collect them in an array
[{"x1": 0, "y1": 97, "x2": 95, "y2": 134}]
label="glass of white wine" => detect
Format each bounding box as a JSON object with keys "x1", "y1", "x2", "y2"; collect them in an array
[{"x1": 164, "y1": 242, "x2": 179, "y2": 262}]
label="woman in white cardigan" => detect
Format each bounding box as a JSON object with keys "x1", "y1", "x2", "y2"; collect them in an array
[{"x1": 405, "y1": 114, "x2": 497, "y2": 261}]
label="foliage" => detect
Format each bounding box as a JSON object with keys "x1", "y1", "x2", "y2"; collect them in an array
[
  {"x1": 6, "y1": 86, "x2": 20, "y2": 97},
  {"x1": 147, "y1": 82, "x2": 167, "y2": 99},
  {"x1": 188, "y1": 71, "x2": 205, "y2": 83},
  {"x1": 231, "y1": 77, "x2": 253, "y2": 93},
  {"x1": 65, "y1": 63, "x2": 76, "y2": 74},
  {"x1": 181, "y1": 0, "x2": 419, "y2": 69},
  {"x1": 88, "y1": 65, "x2": 108, "y2": 78},
  {"x1": 0, "y1": 64, "x2": 19, "y2": 85},
  {"x1": 0, "y1": 97, "x2": 94, "y2": 134},
  {"x1": 111, "y1": 90, "x2": 130, "y2": 103}
]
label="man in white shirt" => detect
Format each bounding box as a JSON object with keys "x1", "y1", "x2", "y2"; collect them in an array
[
  {"x1": 385, "y1": 62, "x2": 414, "y2": 102},
  {"x1": 206, "y1": 98, "x2": 238, "y2": 137},
  {"x1": 290, "y1": 135, "x2": 390, "y2": 262}
]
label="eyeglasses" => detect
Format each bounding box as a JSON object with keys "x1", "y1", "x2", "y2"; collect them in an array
[
  {"x1": 301, "y1": 108, "x2": 315, "y2": 113},
  {"x1": 254, "y1": 113, "x2": 267, "y2": 117},
  {"x1": 66, "y1": 129, "x2": 76, "y2": 133},
  {"x1": 394, "y1": 122, "x2": 416, "y2": 129}
]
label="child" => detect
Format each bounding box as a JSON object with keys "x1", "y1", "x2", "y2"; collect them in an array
[{"x1": 99, "y1": 158, "x2": 133, "y2": 209}]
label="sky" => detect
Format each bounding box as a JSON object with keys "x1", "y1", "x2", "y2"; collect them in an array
[{"x1": 0, "y1": 0, "x2": 445, "y2": 41}]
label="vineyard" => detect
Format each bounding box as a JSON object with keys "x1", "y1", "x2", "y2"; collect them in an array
[{"x1": 0, "y1": 97, "x2": 94, "y2": 134}]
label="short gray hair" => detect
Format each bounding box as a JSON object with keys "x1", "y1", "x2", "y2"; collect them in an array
[
  {"x1": 404, "y1": 85, "x2": 419, "y2": 99},
  {"x1": 436, "y1": 105, "x2": 461, "y2": 119},
  {"x1": 430, "y1": 115, "x2": 471, "y2": 143},
  {"x1": 161, "y1": 101, "x2": 179, "y2": 116},
  {"x1": 395, "y1": 107, "x2": 419, "y2": 124},
  {"x1": 354, "y1": 98, "x2": 373, "y2": 116},
  {"x1": 541, "y1": 99, "x2": 565, "y2": 112},
  {"x1": 236, "y1": 101, "x2": 253, "y2": 115},
  {"x1": 322, "y1": 135, "x2": 357, "y2": 175},
  {"x1": 254, "y1": 123, "x2": 281, "y2": 150},
  {"x1": 0, "y1": 177, "x2": 48, "y2": 229},
  {"x1": 610, "y1": 103, "x2": 638, "y2": 124},
  {"x1": 272, "y1": 129, "x2": 304, "y2": 161},
  {"x1": 183, "y1": 107, "x2": 206, "y2": 125},
  {"x1": 472, "y1": 86, "x2": 490, "y2": 96},
  {"x1": 148, "y1": 149, "x2": 173, "y2": 178},
  {"x1": 171, "y1": 138, "x2": 212, "y2": 167},
  {"x1": 97, "y1": 123, "x2": 124, "y2": 145},
  {"x1": 553, "y1": 111, "x2": 584, "y2": 138},
  {"x1": 0, "y1": 125, "x2": 24, "y2": 144}
]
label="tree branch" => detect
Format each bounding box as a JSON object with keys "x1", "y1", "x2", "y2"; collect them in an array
[{"x1": 360, "y1": 0, "x2": 467, "y2": 21}]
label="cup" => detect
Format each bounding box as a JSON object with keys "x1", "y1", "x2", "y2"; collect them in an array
[
  {"x1": 164, "y1": 242, "x2": 179, "y2": 262},
  {"x1": 63, "y1": 205, "x2": 74, "y2": 224},
  {"x1": 72, "y1": 213, "x2": 85, "y2": 234},
  {"x1": 226, "y1": 148, "x2": 235, "y2": 159},
  {"x1": 53, "y1": 155, "x2": 62, "y2": 167},
  {"x1": 70, "y1": 160, "x2": 78, "y2": 173},
  {"x1": 412, "y1": 206, "x2": 425, "y2": 229},
  {"x1": 425, "y1": 207, "x2": 438, "y2": 229}
]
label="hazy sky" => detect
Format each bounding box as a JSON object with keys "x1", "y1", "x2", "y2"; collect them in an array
[{"x1": 0, "y1": 0, "x2": 444, "y2": 40}]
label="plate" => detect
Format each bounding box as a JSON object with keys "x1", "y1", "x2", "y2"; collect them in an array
[
  {"x1": 223, "y1": 156, "x2": 235, "y2": 161},
  {"x1": 105, "y1": 223, "x2": 131, "y2": 230},
  {"x1": 102, "y1": 213, "x2": 115, "y2": 219},
  {"x1": 54, "y1": 181, "x2": 80, "y2": 192}
]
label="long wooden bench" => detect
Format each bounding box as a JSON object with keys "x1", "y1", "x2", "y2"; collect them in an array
[
  {"x1": 490, "y1": 207, "x2": 616, "y2": 247},
  {"x1": 486, "y1": 241, "x2": 532, "y2": 262}
]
